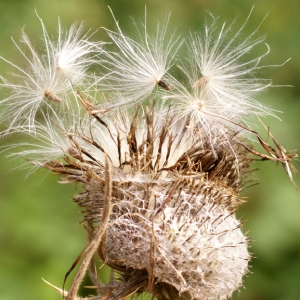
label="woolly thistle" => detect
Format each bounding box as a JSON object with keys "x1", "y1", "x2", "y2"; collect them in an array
[{"x1": 0, "y1": 8, "x2": 298, "y2": 300}]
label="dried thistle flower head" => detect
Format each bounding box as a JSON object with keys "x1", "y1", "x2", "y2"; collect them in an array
[
  {"x1": 44, "y1": 100, "x2": 251, "y2": 300},
  {"x1": 0, "y1": 8, "x2": 297, "y2": 300}
]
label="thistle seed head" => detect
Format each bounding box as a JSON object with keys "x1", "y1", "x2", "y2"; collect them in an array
[
  {"x1": 43, "y1": 102, "x2": 252, "y2": 299},
  {"x1": 0, "y1": 8, "x2": 297, "y2": 300}
]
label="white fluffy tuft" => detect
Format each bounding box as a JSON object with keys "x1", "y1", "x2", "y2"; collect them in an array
[{"x1": 0, "y1": 14, "x2": 103, "y2": 133}]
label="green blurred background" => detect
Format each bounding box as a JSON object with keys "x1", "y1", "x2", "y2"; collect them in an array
[{"x1": 0, "y1": 0, "x2": 299, "y2": 299}]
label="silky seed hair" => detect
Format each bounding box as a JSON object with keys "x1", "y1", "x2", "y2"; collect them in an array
[
  {"x1": 0, "y1": 8, "x2": 297, "y2": 300},
  {"x1": 0, "y1": 13, "x2": 104, "y2": 133}
]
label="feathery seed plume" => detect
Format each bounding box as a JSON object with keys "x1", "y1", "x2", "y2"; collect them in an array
[
  {"x1": 0, "y1": 14, "x2": 104, "y2": 133},
  {"x1": 100, "y1": 7, "x2": 181, "y2": 107}
]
